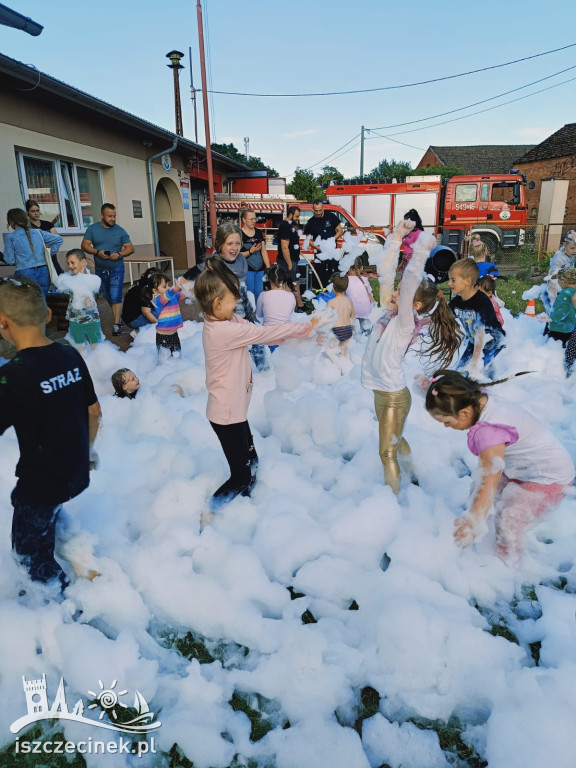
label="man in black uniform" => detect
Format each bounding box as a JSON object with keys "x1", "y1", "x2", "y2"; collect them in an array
[
  {"x1": 277, "y1": 205, "x2": 306, "y2": 311},
  {"x1": 303, "y1": 200, "x2": 344, "y2": 290}
]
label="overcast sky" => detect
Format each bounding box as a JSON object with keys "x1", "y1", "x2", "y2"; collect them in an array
[{"x1": 1, "y1": 0, "x2": 574, "y2": 180}]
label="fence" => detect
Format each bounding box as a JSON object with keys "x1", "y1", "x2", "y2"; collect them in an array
[{"x1": 442, "y1": 223, "x2": 576, "y2": 271}]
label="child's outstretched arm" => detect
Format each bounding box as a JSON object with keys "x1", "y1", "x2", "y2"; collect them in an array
[
  {"x1": 376, "y1": 220, "x2": 415, "y2": 306},
  {"x1": 397, "y1": 231, "x2": 436, "y2": 332},
  {"x1": 454, "y1": 443, "x2": 505, "y2": 547}
]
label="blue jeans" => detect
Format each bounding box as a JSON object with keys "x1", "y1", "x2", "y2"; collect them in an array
[
  {"x1": 11, "y1": 491, "x2": 68, "y2": 590},
  {"x1": 15, "y1": 266, "x2": 50, "y2": 297},
  {"x1": 245, "y1": 270, "x2": 265, "y2": 302},
  {"x1": 127, "y1": 311, "x2": 159, "y2": 330},
  {"x1": 96, "y1": 263, "x2": 125, "y2": 304}
]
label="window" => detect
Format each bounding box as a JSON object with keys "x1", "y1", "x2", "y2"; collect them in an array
[
  {"x1": 455, "y1": 184, "x2": 477, "y2": 202},
  {"x1": 480, "y1": 183, "x2": 490, "y2": 202},
  {"x1": 17, "y1": 152, "x2": 103, "y2": 232},
  {"x1": 490, "y1": 182, "x2": 520, "y2": 205}
]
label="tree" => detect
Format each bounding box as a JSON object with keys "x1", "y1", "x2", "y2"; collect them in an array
[
  {"x1": 211, "y1": 142, "x2": 279, "y2": 177},
  {"x1": 317, "y1": 165, "x2": 345, "y2": 188},
  {"x1": 413, "y1": 164, "x2": 465, "y2": 181},
  {"x1": 286, "y1": 168, "x2": 324, "y2": 203}
]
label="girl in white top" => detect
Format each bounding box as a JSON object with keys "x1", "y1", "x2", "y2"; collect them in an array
[
  {"x1": 256, "y1": 263, "x2": 296, "y2": 326},
  {"x1": 361, "y1": 221, "x2": 462, "y2": 494},
  {"x1": 426, "y1": 370, "x2": 574, "y2": 565},
  {"x1": 346, "y1": 258, "x2": 375, "y2": 335}
]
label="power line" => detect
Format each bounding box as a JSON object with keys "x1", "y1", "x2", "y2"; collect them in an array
[
  {"x1": 368, "y1": 64, "x2": 576, "y2": 131},
  {"x1": 367, "y1": 132, "x2": 425, "y2": 151},
  {"x1": 305, "y1": 133, "x2": 361, "y2": 170},
  {"x1": 383, "y1": 73, "x2": 576, "y2": 136},
  {"x1": 203, "y1": 42, "x2": 576, "y2": 97}
]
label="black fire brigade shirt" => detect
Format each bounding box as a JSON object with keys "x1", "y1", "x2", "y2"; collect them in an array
[
  {"x1": 277, "y1": 219, "x2": 301, "y2": 265},
  {"x1": 0, "y1": 343, "x2": 98, "y2": 505},
  {"x1": 303, "y1": 210, "x2": 340, "y2": 242}
]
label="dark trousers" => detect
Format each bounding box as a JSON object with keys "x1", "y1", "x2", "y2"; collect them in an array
[
  {"x1": 156, "y1": 331, "x2": 181, "y2": 355},
  {"x1": 210, "y1": 421, "x2": 258, "y2": 510},
  {"x1": 312, "y1": 258, "x2": 339, "y2": 290},
  {"x1": 565, "y1": 328, "x2": 576, "y2": 375},
  {"x1": 11, "y1": 492, "x2": 68, "y2": 590}
]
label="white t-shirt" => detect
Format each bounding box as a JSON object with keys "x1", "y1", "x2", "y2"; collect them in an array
[
  {"x1": 469, "y1": 397, "x2": 574, "y2": 485},
  {"x1": 256, "y1": 289, "x2": 296, "y2": 325}
]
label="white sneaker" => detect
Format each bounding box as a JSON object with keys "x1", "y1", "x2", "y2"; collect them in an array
[{"x1": 130, "y1": 329, "x2": 138, "y2": 339}]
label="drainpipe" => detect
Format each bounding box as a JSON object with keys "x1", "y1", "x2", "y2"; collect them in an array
[{"x1": 147, "y1": 137, "x2": 178, "y2": 259}]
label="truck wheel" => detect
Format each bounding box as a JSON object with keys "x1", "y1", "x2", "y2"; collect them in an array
[{"x1": 478, "y1": 233, "x2": 499, "y2": 256}]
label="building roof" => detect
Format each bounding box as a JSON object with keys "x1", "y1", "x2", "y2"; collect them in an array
[
  {"x1": 515, "y1": 124, "x2": 576, "y2": 163},
  {"x1": 0, "y1": 52, "x2": 249, "y2": 172},
  {"x1": 419, "y1": 145, "x2": 535, "y2": 175}
]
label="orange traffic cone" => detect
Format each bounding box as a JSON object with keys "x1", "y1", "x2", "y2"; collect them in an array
[{"x1": 524, "y1": 299, "x2": 536, "y2": 318}]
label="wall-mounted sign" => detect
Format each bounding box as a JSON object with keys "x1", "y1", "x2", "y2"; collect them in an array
[
  {"x1": 180, "y1": 178, "x2": 190, "y2": 210},
  {"x1": 161, "y1": 154, "x2": 172, "y2": 174},
  {"x1": 132, "y1": 200, "x2": 143, "y2": 218}
]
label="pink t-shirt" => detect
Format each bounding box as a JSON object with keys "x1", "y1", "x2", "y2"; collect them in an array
[
  {"x1": 466, "y1": 396, "x2": 574, "y2": 485},
  {"x1": 346, "y1": 275, "x2": 373, "y2": 319},
  {"x1": 256, "y1": 289, "x2": 296, "y2": 325}
]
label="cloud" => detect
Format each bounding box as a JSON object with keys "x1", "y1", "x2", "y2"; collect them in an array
[
  {"x1": 513, "y1": 127, "x2": 555, "y2": 141},
  {"x1": 282, "y1": 129, "x2": 317, "y2": 138}
]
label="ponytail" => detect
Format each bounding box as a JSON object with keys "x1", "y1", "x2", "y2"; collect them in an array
[
  {"x1": 7, "y1": 207, "x2": 34, "y2": 251},
  {"x1": 425, "y1": 369, "x2": 533, "y2": 423},
  {"x1": 413, "y1": 280, "x2": 463, "y2": 367}
]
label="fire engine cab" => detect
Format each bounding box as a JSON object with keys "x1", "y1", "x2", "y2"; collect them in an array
[{"x1": 326, "y1": 173, "x2": 528, "y2": 254}]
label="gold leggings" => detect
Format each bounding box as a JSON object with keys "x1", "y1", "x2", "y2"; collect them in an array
[{"x1": 373, "y1": 387, "x2": 412, "y2": 495}]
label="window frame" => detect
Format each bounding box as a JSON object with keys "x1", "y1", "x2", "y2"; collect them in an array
[{"x1": 16, "y1": 151, "x2": 104, "y2": 234}]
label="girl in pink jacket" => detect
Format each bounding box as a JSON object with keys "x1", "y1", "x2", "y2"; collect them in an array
[{"x1": 194, "y1": 258, "x2": 317, "y2": 511}]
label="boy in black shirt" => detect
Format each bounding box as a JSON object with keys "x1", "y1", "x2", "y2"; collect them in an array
[
  {"x1": 0, "y1": 277, "x2": 101, "y2": 593},
  {"x1": 448, "y1": 258, "x2": 505, "y2": 376}
]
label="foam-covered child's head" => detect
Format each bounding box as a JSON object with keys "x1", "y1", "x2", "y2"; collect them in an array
[{"x1": 0, "y1": 276, "x2": 48, "y2": 327}]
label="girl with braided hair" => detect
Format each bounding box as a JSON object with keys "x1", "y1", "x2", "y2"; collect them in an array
[{"x1": 425, "y1": 370, "x2": 574, "y2": 565}]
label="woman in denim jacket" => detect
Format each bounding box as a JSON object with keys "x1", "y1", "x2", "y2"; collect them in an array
[{"x1": 4, "y1": 208, "x2": 63, "y2": 296}]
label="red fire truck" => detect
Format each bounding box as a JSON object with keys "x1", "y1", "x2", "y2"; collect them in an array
[
  {"x1": 325, "y1": 173, "x2": 529, "y2": 254},
  {"x1": 205, "y1": 194, "x2": 366, "y2": 260}
]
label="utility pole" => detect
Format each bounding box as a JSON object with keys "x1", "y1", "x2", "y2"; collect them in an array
[
  {"x1": 196, "y1": 0, "x2": 217, "y2": 247},
  {"x1": 360, "y1": 125, "x2": 365, "y2": 181},
  {"x1": 166, "y1": 50, "x2": 185, "y2": 137},
  {"x1": 188, "y1": 46, "x2": 198, "y2": 143}
]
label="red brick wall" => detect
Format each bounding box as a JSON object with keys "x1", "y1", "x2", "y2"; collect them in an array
[
  {"x1": 415, "y1": 148, "x2": 441, "y2": 170},
  {"x1": 516, "y1": 154, "x2": 576, "y2": 223}
]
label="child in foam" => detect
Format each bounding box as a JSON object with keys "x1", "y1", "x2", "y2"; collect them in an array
[
  {"x1": 194, "y1": 257, "x2": 317, "y2": 512},
  {"x1": 111, "y1": 368, "x2": 140, "y2": 399},
  {"x1": 361, "y1": 221, "x2": 462, "y2": 494},
  {"x1": 54, "y1": 249, "x2": 103, "y2": 351},
  {"x1": 477, "y1": 275, "x2": 505, "y2": 327},
  {"x1": 448, "y1": 258, "x2": 505, "y2": 378},
  {"x1": 256, "y1": 264, "x2": 296, "y2": 352},
  {"x1": 541, "y1": 230, "x2": 576, "y2": 313},
  {"x1": 468, "y1": 236, "x2": 498, "y2": 278},
  {"x1": 544, "y1": 267, "x2": 576, "y2": 347},
  {"x1": 151, "y1": 273, "x2": 190, "y2": 358},
  {"x1": 399, "y1": 209, "x2": 424, "y2": 273},
  {"x1": 0, "y1": 276, "x2": 101, "y2": 593},
  {"x1": 346, "y1": 257, "x2": 375, "y2": 335},
  {"x1": 425, "y1": 370, "x2": 574, "y2": 566},
  {"x1": 326, "y1": 273, "x2": 356, "y2": 359}
]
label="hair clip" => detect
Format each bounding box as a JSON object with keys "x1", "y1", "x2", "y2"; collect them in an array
[
  {"x1": 431, "y1": 389, "x2": 438, "y2": 396},
  {"x1": 430, "y1": 377, "x2": 437, "y2": 383}
]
